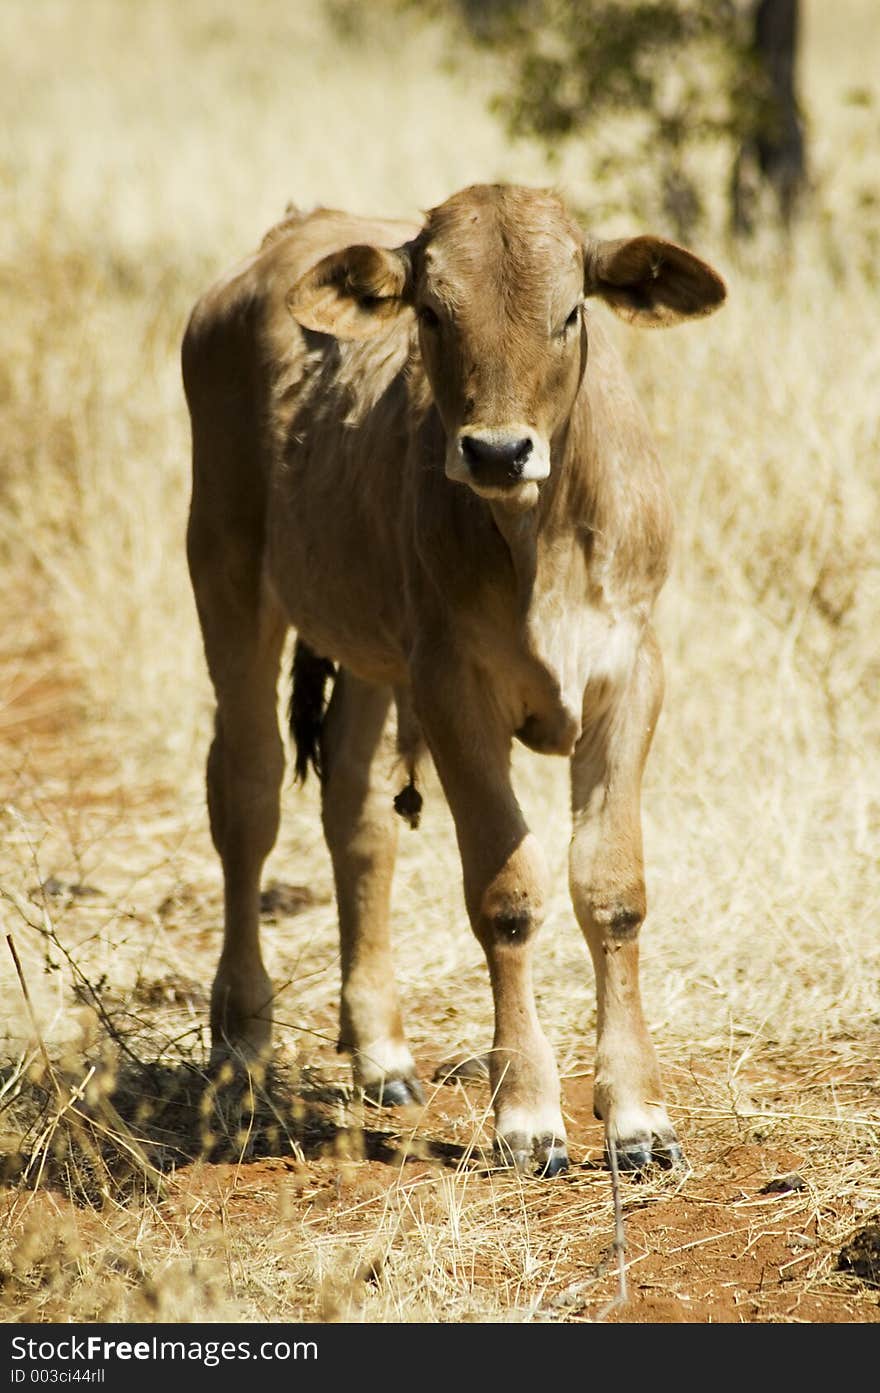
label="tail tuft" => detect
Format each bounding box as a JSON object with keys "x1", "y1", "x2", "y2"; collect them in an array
[{"x1": 393, "y1": 774, "x2": 423, "y2": 830}]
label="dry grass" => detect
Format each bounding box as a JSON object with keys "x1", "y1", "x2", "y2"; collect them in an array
[{"x1": 1, "y1": 0, "x2": 879, "y2": 1324}]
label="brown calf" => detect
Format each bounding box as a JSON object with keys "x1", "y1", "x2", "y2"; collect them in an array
[{"x1": 182, "y1": 184, "x2": 725, "y2": 1174}]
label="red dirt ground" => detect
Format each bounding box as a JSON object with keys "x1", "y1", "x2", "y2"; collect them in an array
[{"x1": 2, "y1": 648, "x2": 878, "y2": 1324}]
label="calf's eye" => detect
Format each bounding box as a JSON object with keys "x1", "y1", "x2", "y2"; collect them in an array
[{"x1": 565, "y1": 303, "x2": 580, "y2": 330}]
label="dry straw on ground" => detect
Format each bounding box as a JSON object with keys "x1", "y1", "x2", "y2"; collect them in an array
[{"x1": 1, "y1": 0, "x2": 878, "y2": 1323}]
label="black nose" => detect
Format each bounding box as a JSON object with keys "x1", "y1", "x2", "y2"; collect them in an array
[{"x1": 460, "y1": 435, "x2": 533, "y2": 480}]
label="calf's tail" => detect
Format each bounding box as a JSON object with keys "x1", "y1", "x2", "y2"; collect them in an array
[{"x1": 289, "y1": 639, "x2": 336, "y2": 783}]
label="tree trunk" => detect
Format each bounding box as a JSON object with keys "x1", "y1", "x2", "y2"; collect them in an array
[{"x1": 732, "y1": 0, "x2": 807, "y2": 235}]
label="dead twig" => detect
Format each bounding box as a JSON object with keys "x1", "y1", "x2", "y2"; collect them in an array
[
  {"x1": 6, "y1": 932, "x2": 57, "y2": 1088},
  {"x1": 7, "y1": 931, "x2": 165, "y2": 1200},
  {"x1": 596, "y1": 1142, "x2": 629, "y2": 1320}
]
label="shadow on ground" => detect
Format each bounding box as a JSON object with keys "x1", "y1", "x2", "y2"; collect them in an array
[{"x1": 0, "y1": 1054, "x2": 475, "y2": 1206}]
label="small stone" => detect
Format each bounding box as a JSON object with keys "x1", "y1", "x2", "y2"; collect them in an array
[
  {"x1": 838, "y1": 1220, "x2": 880, "y2": 1286},
  {"x1": 759, "y1": 1172, "x2": 806, "y2": 1195}
]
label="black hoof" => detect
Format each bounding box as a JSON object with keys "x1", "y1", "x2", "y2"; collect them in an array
[
  {"x1": 207, "y1": 1046, "x2": 270, "y2": 1081},
  {"x1": 655, "y1": 1138, "x2": 687, "y2": 1170},
  {"x1": 496, "y1": 1131, "x2": 569, "y2": 1177},
  {"x1": 537, "y1": 1138, "x2": 570, "y2": 1178},
  {"x1": 607, "y1": 1135, "x2": 687, "y2": 1173},
  {"x1": 609, "y1": 1139, "x2": 653, "y2": 1173},
  {"x1": 495, "y1": 1131, "x2": 531, "y2": 1171},
  {"x1": 364, "y1": 1076, "x2": 425, "y2": 1107},
  {"x1": 433, "y1": 1054, "x2": 490, "y2": 1084}
]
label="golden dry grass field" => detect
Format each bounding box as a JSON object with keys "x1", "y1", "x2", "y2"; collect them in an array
[{"x1": 1, "y1": 0, "x2": 879, "y2": 1324}]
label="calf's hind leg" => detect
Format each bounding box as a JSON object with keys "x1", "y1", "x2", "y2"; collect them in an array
[
  {"x1": 188, "y1": 522, "x2": 287, "y2": 1064},
  {"x1": 321, "y1": 671, "x2": 422, "y2": 1105},
  {"x1": 569, "y1": 629, "x2": 682, "y2": 1169}
]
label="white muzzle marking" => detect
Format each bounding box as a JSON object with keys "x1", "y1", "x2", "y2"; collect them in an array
[{"x1": 447, "y1": 424, "x2": 551, "y2": 494}]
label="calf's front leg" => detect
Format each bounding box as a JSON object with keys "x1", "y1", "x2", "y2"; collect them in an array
[
  {"x1": 413, "y1": 650, "x2": 567, "y2": 1175},
  {"x1": 569, "y1": 628, "x2": 682, "y2": 1170}
]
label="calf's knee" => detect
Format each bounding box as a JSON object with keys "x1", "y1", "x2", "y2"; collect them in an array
[
  {"x1": 571, "y1": 878, "x2": 646, "y2": 942},
  {"x1": 475, "y1": 834, "x2": 547, "y2": 948}
]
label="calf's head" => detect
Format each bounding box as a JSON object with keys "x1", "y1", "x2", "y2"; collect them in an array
[{"x1": 288, "y1": 185, "x2": 726, "y2": 509}]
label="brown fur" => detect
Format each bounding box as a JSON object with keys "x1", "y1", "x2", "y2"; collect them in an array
[{"x1": 183, "y1": 183, "x2": 725, "y2": 1172}]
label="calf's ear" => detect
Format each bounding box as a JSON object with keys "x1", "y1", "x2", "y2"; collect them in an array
[
  {"x1": 584, "y1": 236, "x2": 726, "y2": 326},
  {"x1": 287, "y1": 243, "x2": 414, "y2": 339}
]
